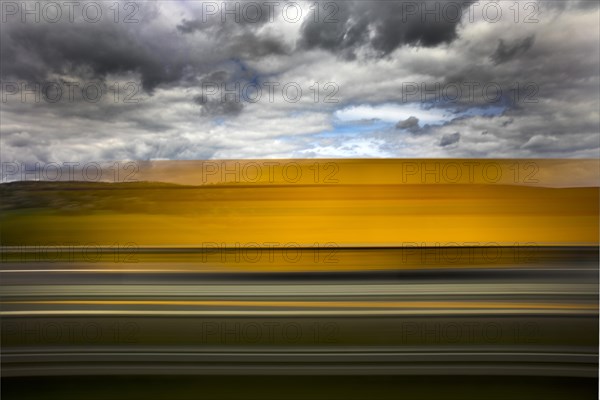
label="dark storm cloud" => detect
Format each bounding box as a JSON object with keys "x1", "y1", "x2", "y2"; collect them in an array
[
  {"x1": 396, "y1": 116, "x2": 420, "y2": 132},
  {"x1": 177, "y1": 13, "x2": 289, "y2": 59},
  {"x1": 300, "y1": 1, "x2": 471, "y2": 57},
  {"x1": 4, "y1": 131, "x2": 35, "y2": 148},
  {"x1": 129, "y1": 117, "x2": 174, "y2": 133},
  {"x1": 176, "y1": 19, "x2": 205, "y2": 34},
  {"x1": 520, "y1": 133, "x2": 598, "y2": 153},
  {"x1": 491, "y1": 35, "x2": 535, "y2": 64},
  {"x1": 1, "y1": 21, "x2": 188, "y2": 92},
  {"x1": 202, "y1": 71, "x2": 229, "y2": 84},
  {"x1": 175, "y1": 2, "x2": 293, "y2": 62},
  {"x1": 227, "y1": 33, "x2": 288, "y2": 58},
  {"x1": 0, "y1": 0, "x2": 472, "y2": 96},
  {"x1": 194, "y1": 94, "x2": 244, "y2": 116},
  {"x1": 440, "y1": 132, "x2": 460, "y2": 147},
  {"x1": 194, "y1": 70, "x2": 244, "y2": 116},
  {"x1": 0, "y1": 2, "x2": 280, "y2": 93},
  {"x1": 176, "y1": 2, "x2": 280, "y2": 33}
]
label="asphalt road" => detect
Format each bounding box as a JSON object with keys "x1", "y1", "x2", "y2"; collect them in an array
[{"x1": 1, "y1": 247, "x2": 598, "y2": 399}]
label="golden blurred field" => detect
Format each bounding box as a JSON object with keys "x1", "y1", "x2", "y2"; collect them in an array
[{"x1": 1, "y1": 159, "x2": 598, "y2": 247}]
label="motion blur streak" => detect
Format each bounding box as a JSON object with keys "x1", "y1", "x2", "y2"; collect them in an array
[
  {"x1": 2, "y1": 248, "x2": 598, "y2": 399},
  {"x1": 1, "y1": 160, "x2": 598, "y2": 399},
  {"x1": 4, "y1": 300, "x2": 598, "y2": 311}
]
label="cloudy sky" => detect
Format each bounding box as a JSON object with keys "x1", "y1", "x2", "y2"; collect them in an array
[{"x1": 1, "y1": 0, "x2": 599, "y2": 162}]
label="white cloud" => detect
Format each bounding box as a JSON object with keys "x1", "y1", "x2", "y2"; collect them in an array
[{"x1": 335, "y1": 103, "x2": 461, "y2": 125}]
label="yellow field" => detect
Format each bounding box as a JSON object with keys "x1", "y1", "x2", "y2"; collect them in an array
[{"x1": 1, "y1": 167, "x2": 598, "y2": 247}]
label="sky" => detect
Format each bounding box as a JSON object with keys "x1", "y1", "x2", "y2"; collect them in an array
[{"x1": 1, "y1": 0, "x2": 599, "y2": 162}]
